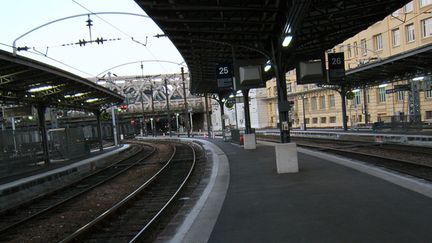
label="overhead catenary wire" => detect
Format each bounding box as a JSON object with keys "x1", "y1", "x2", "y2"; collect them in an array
[
  {"x1": 27, "y1": 49, "x2": 95, "y2": 77},
  {"x1": 72, "y1": 0, "x2": 148, "y2": 47},
  {"x1": 71, "y1": 0, "x2": 172, "y2": 73}
]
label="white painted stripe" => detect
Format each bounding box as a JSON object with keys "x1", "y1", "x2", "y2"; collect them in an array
[
  {"x1": 258, "y1": 140, "x2": 432, "y2": 199},
  {"x1": 169, "y1": 139, "x2": 230, "y2": 243},
  {"x1": 298, "y1": 147, "x2": 432, "y2": 199}
]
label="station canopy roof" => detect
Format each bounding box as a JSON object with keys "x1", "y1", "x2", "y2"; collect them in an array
[
  {"x1": 0, "y1": 50, "x2": 124, "y2": 112},
  {"x1": 346, "y1": 43, "x2": 432, "y2": 86},
  {"x1": 136, "y1": 0, "x2": 411, "y2": 94}
]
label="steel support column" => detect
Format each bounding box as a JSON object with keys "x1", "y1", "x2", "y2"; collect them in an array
[
  {"x1": 37, "y1": 105, "x2": 50, "y2": 165},
  {"x1": 151, "y1": 84, "x2": 156, "y2": 136},
  {"x1": 242, "y1": 89, "x2": 252, "y2": 134},
  {"x1": 363, "y1": 88, "x2": 369, "y2": 125},
  {"x1": 181, "y1": 67, "x2": 191, "y2": 137},
  {"x1": 164, "y1": 78, "x2": 172, "y2": 137},
  {"x1": 272, "y1": 42, "x2": 290, "y2": 143},
  {"x1": 340, "y1": 85, "x2": 348, "y2": 131},
  {"x1": 95, "y1": 110, "x2": 103, "y2": 151},
  {"x1": 205, "y1": 93, "x2": 211, "y2": 138},
  {"x1": 218, "y1": 93, "x2": 226, "y2": 139}
]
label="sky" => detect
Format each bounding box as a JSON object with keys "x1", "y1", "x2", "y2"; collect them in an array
[{"x1": 0, "y1": 0, "x2": 185, "y2": 78}]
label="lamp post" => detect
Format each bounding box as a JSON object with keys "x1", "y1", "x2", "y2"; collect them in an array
[
  {"x1": 150, "y1": 83, "x2": 156, "y2": 136},
  {"x1": 164, "y1": 78, "x2": 172, "y2": 137},
  {"x1": 181, "y1": 67, "x2": 190, "y2": 137},
  {"x1": 301, "y1": 95, "x2": 307, "y2": 131},
  {"x1": 107, "y1": 72, "x2": 118, "y2": 146},
  {"x1": 150, "y1": 117, "x2": 154, "y2": 136},
  {"x1": 176, "y1": 113, "x2": 179, "y2": 135}
]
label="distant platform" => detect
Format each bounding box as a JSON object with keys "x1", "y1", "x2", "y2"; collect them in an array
[{"x1": 0, "y1": 145, "x2": 129, "y2": 212}]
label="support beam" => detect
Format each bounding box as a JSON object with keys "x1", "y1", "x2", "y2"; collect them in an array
[
  {"x1": 205, "y1": 93, "x2": 211, "y2": 138},
  {"x1": 272, "y1": 41, "x2": 290, "y2": 143},
  {"x1": 340, "y1": 85, "x2": 348, "y2": 131},
  {"x1": 164, "y1": 78, "x2": 172, "y2": 137},
  {"x1": 363, "y1": 88, "x2": 369, "y2": 125},
  {"x1": 242, "y1": 89, "x2": 252, "y2": 134},
  {"x1": 37, "y1": 105, "x2": 50, "y2": 165},
  {"x1": 181, "y1": 67, "x2": 191, "y2": 137},
  {"x1": 111, "y1": 106, "x2": 118, "y2": 146},
  {"x1": 95, "y1": 110, "x2": 103, "y2": 151},
  {"x1": 218, "y1": 93, "x2": 226, "y2": 139}
]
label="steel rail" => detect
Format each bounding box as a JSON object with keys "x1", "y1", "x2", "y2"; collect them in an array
[
  {"x1": 0, "y1": 143, "x2": 155, "y2": 235},
  {"x1": 129, "y1": 142, "x2": 196, "y2": 242},
  {"x1": 59, "y1": 142, "x2": 179, "y2": 242},
  {"x1": 59, "y1": 141, "x2": 196, "y2": 243}
]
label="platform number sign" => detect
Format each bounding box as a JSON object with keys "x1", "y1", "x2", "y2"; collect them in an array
[
  {"x1": 328, "y1": 52, "x2": 345, "y2": 83},
  {"x1": 216, "y1": 62, "x2": 233, "y2": 89}
]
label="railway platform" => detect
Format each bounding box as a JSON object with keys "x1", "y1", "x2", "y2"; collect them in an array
[
  {"x1": 174, "y1": 138, "x2": 432, "y2": 243},
  {"x1": 0, "y1": 144, "x2": 130, "y2": 211}
]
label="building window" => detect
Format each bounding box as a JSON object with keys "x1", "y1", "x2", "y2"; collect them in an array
[
  {"x1": 426, "y1": 90, "x2": 432, "y2": 98},
  {"x1": 392, "y1": 28, "x2": 400, "y2": 46},
  {"x1": 329, "y1": 95, "x2": 335, "y2": 108},
  {"x1": 354, "y1": 91, "x2": 361, "y2": 106},
  {"x1": 421, "y1": 18, "x2": 432, "y2": 38},
  {"x1": 378, "y1": 87, "x2": 386, "y2": 103},
  {"x1": 373, "y1": 34, "x2": 383, "y2": 51},
  {"x1": 405, "y1": 1, "x2": 413, "y2": 12},
  {"x1": 426, "y1": 111, "x2": 432, "y2": 119},
  {"x1": 353, "y1": 41, "x2": 358, "y2": 56},
  {"x1": 311, "y1": 97, "x2": 317, "y2": 110},
  {"x1": 392, "y1": 10, "x2": 400, "y2": 17},
  {"x1": 312, "y1": 117, "x2": 318, "y2": 124},
  {"x1": 287, "y1": 83, "x2": 292, "y2": 93},
  {"x1": 358, "y1": 115, "x2": 363, "y2": 122},
  {"x1": 319, "y1": 96, "x2": 326, "y2": 109},
  {"x1": 330, "y1": 116, "x2": 337, "y2": 123},
  {"x1": 366, "y1": 89, "x2": 370, "y2": 103},
  {"x1": 397, "y1": 91, "x2": 405, "y2": 101},
  {"x1": 347, "y1": 44, "x2": 352, "y2": 58},
  {"x1": 305, "y1": 118, "x2": 310, "y2": 124},
  {"x1": 360, "y1": 39, "x2": 367, "y2": 56},
  {"x1": 420, "y1": 0, "x2": 432, "y2": 7},
  {"x1": 320, "y1": 117, "x2": 327, "y2": 123},
  {"x1": 406, "y1": 24, "x2": 415, "y2": 42}
]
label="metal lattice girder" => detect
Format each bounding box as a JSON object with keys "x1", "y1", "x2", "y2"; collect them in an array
[
  {"x1": 90, "y1": 73, "x2": 205, "y2": 113},
  {"x1": 136, "y1": 0, "x2": 411, "y2": 94}
]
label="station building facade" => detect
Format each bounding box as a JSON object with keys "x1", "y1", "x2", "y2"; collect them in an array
[{"x1": 265, "y1": 0, "x2": 432, "y2": 129}]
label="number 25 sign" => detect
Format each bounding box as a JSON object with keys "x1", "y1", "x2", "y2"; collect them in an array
[{"x1": 216, "y1": 62, "x2": 233, "y2": 89}]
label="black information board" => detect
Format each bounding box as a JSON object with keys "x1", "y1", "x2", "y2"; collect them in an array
[
  {"x1": 328, "y1": 52, "x2": 345, "y2": 83},
  {"x1": 216, "y1": 62, "x2": 233, "y2": 89}
]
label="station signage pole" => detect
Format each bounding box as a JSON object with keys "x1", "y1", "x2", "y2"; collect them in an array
[
  {"x1": 328, "y1": 52, "x2": 347, "y2": 131},
  {"x1": 216, "y1": 62, "x2": 234, "y2": 140}
]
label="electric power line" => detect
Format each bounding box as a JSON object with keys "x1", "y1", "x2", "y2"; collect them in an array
[
  {"x1": 27, "y1": 48, "x2": 95, "y2": 77},
  {"x1": 71, "y1": 0, "x2": 170, "y2": 73},
  {"x1": 72, "y1": 0, "x2": 148, "y2": 47}
]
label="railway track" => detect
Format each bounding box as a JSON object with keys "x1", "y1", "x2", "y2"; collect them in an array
[
  {"x1": 257, "y1": 136, "x2": 432, "y2": 181},
  {"x1": 59, "y1": 141, "x2": 196, "y2": 242},
  {"x1": 0, "y1": 142, "x2": 157, "y2": 239}
]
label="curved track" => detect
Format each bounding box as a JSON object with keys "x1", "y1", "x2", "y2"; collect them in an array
[
  {"x1": 0, "y1": 142, "x2": 156, "y2": 238},
  {"x1": 59, "y1": 141, "x2": 197, "y2": 243}
]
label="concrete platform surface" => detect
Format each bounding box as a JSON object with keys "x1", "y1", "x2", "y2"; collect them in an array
[{"x1": 192, "y1": 140, "x2": 432, "y2": 243}]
